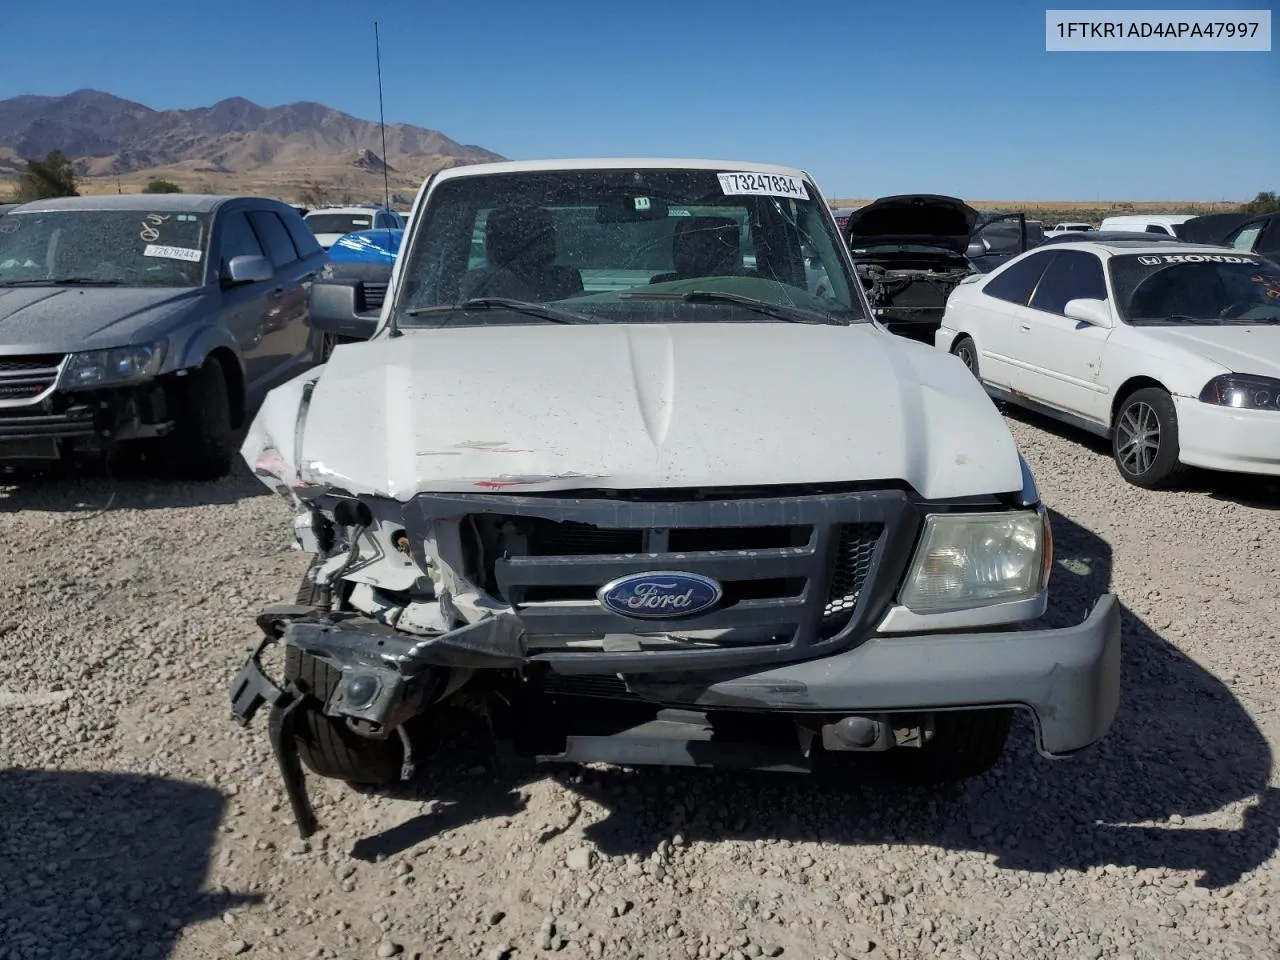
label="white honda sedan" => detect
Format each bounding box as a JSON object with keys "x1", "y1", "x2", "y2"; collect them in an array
[{"x1": 934, "y1": 240, "x2": 1280, "y2": 488}]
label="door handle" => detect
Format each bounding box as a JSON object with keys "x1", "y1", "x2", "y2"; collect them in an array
[
  {"x1": 269, "y1": 286, "x2": 285, "y2": 299},
  {"x1": 1018, "y1": 322, "x2": 1031, "y2": 332}
]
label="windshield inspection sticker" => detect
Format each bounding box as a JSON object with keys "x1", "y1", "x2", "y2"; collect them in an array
[
  {"x1": 1137, "y1": 254, "x2": 1258, "y2": 265},
  {"x1": 143, "y1": 244, "x2": 202, "y2": 262},
  {"x1": 718, "y1": 172, "x2": 809, "y2": 200}
]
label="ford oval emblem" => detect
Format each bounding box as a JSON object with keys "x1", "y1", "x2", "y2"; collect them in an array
[{"x1": 597, "y1": 571, "x2": 723, "y2": 620}]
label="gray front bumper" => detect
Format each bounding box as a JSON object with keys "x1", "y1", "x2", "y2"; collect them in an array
[
  {"x1": 237, "y1": 593, "x2": 1122, "y2": 760},
  {"x1": 624, "y1": 593, "x2": 1122, "y2": 757}
]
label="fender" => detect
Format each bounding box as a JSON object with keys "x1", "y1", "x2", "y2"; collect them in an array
[{"x1": 177, "y1": 325, "x2": 244, "y2": 376}]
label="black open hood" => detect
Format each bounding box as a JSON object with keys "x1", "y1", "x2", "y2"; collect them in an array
[
  {"x1": 1175, "y1": 213, "x2": 1252, "y2": 244},
  {"x1": 844, "y1": 194, "x2": 980, "y2": 254}
]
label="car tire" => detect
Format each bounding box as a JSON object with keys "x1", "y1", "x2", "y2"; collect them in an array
[
  {"x1": 882, "y1": 708, "x2": 1012, "y2": 784},
  {"x1": 1111, "y1": 386, "x2": 1185, "y2": 489},
  {"x1": 284, "y1": 645, "x2": 404, "y2": 786},
  {"x1": 951, "y1": 336, "x2": 980, "y2": 379},
  {"x1": 163, "y1": 361, "x2": 235, "y2": 481}
]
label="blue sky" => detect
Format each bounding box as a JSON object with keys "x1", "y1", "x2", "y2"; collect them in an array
[{"x1": 3, "y1": 0, "x2": 1276, "y2": 200}]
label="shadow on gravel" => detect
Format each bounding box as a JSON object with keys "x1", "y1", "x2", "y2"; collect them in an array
[
  {"x1": 349, "y1": 511, "x2": 1276, "y2": 889},
  {"x1": 0, "y1": 456, "x2": 268, "y2": 515},
  {"x1": 0, "y1": 769, "x2": 258, "y2": 958},
  {"x1": 1001, "y1": 403, "x2": 1280, "y2": 510}
]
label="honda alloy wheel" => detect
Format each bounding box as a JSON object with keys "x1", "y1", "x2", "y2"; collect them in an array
[{"x1": 1111, "y1": 387, "x2": 1185, "y2": 489}]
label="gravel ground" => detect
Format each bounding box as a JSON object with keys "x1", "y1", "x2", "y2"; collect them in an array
[{"x1": 2, "y1": 410, "x2": 1279, "y2": 960}]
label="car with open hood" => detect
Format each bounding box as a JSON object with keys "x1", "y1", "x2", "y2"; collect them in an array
[
  {"x1": 842, "y1": 194, "x2": 1032, "y2": 343},
  {"x1": 0, "y1": 194, "x2": 327, "y2": 477},
  {"x1": 228, "y1": 158, "x2": 1120, "y2": 839}
]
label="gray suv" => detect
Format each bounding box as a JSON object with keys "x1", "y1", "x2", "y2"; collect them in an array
[{"x1": 0, "y1": 194, "x2": 328, "y2": 479}]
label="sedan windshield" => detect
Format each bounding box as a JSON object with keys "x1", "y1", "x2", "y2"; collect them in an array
[
  {"x1": 394, "y1": 168, "x2": 866, "y2": 327},
  {"x1": 1110, "y1": 253, "x2": 1280, "y2": 325},
  {"x1": 0, "y1": 210, "x2": 210, "y2": 287}
]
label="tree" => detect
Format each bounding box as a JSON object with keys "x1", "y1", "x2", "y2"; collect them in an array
[
  {"x1": 143, "y1": 179, "x2": 182, "y2": 194},
  {"x1": 1240, "y1": 191, "x2": 1280, "y2": 215},
  {"x1": 15, "y1": 150, "x2": 79, "y2": 201}
]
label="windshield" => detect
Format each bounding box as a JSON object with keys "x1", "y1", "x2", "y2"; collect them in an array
[
  {"x1": 0, "y1": 210, "x2": 210, "y2": 287},
  {"x1": 1110, "y1": 253, "x2": 1280, "y2": 325},
  {"x1": 306, "y1": 213, "x2": 375, "y2": 235},
  {"x1": 395, "y1": 168, "x2": 866, "y2": 327}
]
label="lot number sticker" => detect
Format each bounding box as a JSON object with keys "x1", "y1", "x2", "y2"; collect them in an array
[
  {"x1": 718, "y1": 172, "x2": 809, "y2": 200},
  {"x1": 144, "y1": 244, "x2": 203, "y2": 262}
]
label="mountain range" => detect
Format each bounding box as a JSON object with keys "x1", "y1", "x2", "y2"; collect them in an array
[{"x1": 0, "y1": 89, "x2": 504, "y2": 200}]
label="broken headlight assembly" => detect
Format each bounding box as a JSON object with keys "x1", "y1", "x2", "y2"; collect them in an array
[
  {"x1": 1199, "y1": 374, "x2": 1280, "y2": 412},
  {"x1": 59, "y1": 341, "x2": 167, "y2": 389},
  {"x1": 897, "y1": 508, "x2": 1052, "y2": 614}
]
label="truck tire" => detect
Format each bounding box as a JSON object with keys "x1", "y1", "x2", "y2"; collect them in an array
[
  {"x1": 163, "y1": 361, "x2": 234, "y2": 481},
  {"x1": 883, "y1": 708, "x2": 1012, "y2": 784},
  {"x1": 284, "y1": 645, "x2": 404, "y2": 786}
]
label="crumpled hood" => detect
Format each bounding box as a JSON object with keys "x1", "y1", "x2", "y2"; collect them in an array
[
  {"x1": 285, "y1": 322, "x2": 1023, "y2": 502},
  {"x1": 0, "y1": 285, "x2": 199, "y2": 353},
  {"x1": 1142, "y1": 325, "x2": 1280, "y2": 379},
  {"x1": 844, "y1": 195, "x2": 980, "y2": 255}
]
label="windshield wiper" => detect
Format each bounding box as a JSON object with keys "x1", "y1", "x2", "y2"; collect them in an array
[
  {"x1": 404, "y1": 297, "x2": 593, "y2": 325},
  {"x1": 0, "y1": 277, "x2": 125, "y2": 287},
  {"x1": 621, "y1": 290, "x2": 842, "y2": 325}
]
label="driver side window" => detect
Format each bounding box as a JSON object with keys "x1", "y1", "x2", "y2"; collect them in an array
[
  {"x1": 218, "y1": 212, "x2": 267, "y2": 275},
  {"x1": 1028, "y1": 250, "x2": 1106, "y2": 315}
]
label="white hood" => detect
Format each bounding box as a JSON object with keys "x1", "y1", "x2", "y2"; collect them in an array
[
  {"x1": 265, "y1": 322, "x2": 1023, "y2": 502},
  {"x1": 1140, "y1": 325, "x2": 1280, "y2": 379}
]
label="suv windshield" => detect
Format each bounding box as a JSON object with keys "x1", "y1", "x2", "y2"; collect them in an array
[
  {"x1": 0, "y1": 210, "x2": 210, "y2": 287},
  {"x1": 306, "y1": 213, "x2": 376, "y2": 234},
  {"x1": 1110, "y1": 253, "x2": 1280, "y2": 325},
  {"x1": 395, "y1": 168, "x2": 866, "y2": 327}
]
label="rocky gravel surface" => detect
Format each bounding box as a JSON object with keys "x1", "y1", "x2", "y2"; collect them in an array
[{"x1": 2, "y1": 410, "x2": 1279, "y2": 960}]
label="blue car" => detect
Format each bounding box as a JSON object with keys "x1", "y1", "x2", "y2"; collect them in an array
[{"x1": 322, "y1": 228, "x2": 403, "y2": 317}]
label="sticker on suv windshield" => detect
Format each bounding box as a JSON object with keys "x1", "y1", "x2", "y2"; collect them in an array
[
  {"x1": 718, "y1": 172, "x2": 809, "y2": 200},
  {"x1": 143, "y1": 244, "x2": 203, "y2": 262}
]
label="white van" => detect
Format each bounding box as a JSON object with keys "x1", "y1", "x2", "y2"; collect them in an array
[{"x1": 1097, "y1": 214, "x2": 1196, "y2": 237}]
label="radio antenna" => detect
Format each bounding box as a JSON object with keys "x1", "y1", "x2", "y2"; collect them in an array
[{"x1": 374, "y1": 21, "x2": 392, "y2": 222}]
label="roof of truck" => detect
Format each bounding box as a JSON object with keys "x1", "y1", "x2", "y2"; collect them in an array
[{"x1": 433, "y1": 157, "x2": 812, "y2": 183}]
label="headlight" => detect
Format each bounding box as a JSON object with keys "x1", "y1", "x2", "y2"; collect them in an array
[
  {"x1": 1199, "y1": 374, "x2": 1280, "y2": 412},
  {"x1": 898, "y1": 508, "x2": 1052, "y2": 614},
  {"x1": 60, "y1": 342, "x2": 166, "y2": 389}
]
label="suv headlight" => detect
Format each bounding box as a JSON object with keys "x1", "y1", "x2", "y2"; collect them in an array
[
  {"x1": 898, "y1": 508, "x2": 1052, "y2": 614},
  {"x1": 1199, "y1": 374, "x2": 1280, "y2": 412},
  {"x1": 60, "y1": 342, "x2": 166, "y2": 390}
]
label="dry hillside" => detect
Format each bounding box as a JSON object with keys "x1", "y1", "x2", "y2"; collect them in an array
[{"x1": 0, "y1": 89, "x2": 503, "y2": 204}]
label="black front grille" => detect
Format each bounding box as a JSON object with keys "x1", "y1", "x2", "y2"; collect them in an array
[
  {"x1": 522, "y1": 518, "x2": 643, "y2": 557},
  {"x1": 0, "y1": 354, "x2": 63, "y2": 403},
  {"x1": 363, "y1": 282, "x2": 389, "y2": 309},
  {"x1": 820, "y1": 524, "x2": 882, "y2": 638},
  {"x1": 407, "y1": 490, "x2": 920, "y2": 672},
  {"x1": 0, "y1": 354, "x2": 64, "y2": 373}
]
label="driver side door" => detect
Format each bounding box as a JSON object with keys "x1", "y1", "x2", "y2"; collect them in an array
[
  {"x1": 1007, "y1": 250, "x2": 1114, "y2": 425},
  {"x1": 213, "y1": 210, "x2": 274, "y2": 390}
]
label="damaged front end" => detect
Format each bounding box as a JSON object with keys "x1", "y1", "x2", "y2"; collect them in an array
[{"x1": 232, "y1": 386, "x2": 542, "y2": 835}]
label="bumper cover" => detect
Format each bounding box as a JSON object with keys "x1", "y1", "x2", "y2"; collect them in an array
[
  {"x1": 233, "y1": 593, "x2": 1121, "y2": 759},
  {"x1": 1174, "y1": 395, "x2": 1280, "y2": 477}
]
